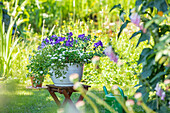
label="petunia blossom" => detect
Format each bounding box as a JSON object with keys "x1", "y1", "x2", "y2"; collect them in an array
[
  {"x1": 104, "y1": 46, "x2": 118, "y2": 63},
  {"x1": 94, "y1": 41, "x2": 103, "y2": 48},
  {"x1": 68, "y1": 32, "x2": 73, "y2": 37},
  {"x1": 78, "y1": 34, "x2": 85, "y2": 39},
  {"x1": 130, "y1": 12, "x2": 140, "y2": 27}
]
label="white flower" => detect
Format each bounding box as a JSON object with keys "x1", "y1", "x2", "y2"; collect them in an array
[
  {"x1": 59, "y1": 59, "x2": 61, "y2": 61},
  {"x1": 84, "y1": 59, "x2": 87, "y2": 62},
  {"x1": 47, "y1": 55, "x2": 52, "y2": 57},
  {"x1": 52, "y1": 72, "x2": 55, "y2": 76},
  {"x1": 105, "y1": 26, "x2": 109, "y2": 29},
  {"x1": 109, "y1": 23, "x2": 115, "y2": 26},
  {"x1": 51, "y1": 63, "x2": 55, "y2": 66},
  {"x1": 51, "y1": 57, "x2": 55, "y2": 59},
  {"x1": 80, "y1": 53, "x2": 83, "y2": 56},
  {"x1": 40, "y1": 71, "x2": 43, "y2": 74},
  {"x1": 29, "y1": 56, "x2": 31, "y2": 60},
  {"x1": 51, "y1": 57, "x2": 58, "y2": 59},
  {"x1": 29, "y1": 68, "x2": 31, "y2": 72},
  {"x1": 50, "y1": 68, "x2": 53, "y2": 72}
]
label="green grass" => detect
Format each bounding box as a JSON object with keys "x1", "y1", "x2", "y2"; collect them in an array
[{"x1": 0, "y1": 79, "x2": 108, "y2": 113}]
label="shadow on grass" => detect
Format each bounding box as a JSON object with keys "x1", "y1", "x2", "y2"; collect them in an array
[{"x1": 0, "y1": 79, "x2": 107, "y2": 113}]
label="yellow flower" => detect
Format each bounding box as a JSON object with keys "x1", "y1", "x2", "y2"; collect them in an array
[
  {"x1": 61, "y1": 25, "x2": 65, "y2": 29},
  {"x1": 68, "y1": 26, "x2": 73, "y2": 30},
  {"x1": 158, "y1": 11, "x2": 163, "y2": 16},
  {"x1": 88, "y1": 9, "x2": 92, "y2": 12},
  {"x1": 90, "y1": 20, "x2": 93, "y2": 23},
  {"x1": 134, "y1": 75, "x2": 137, "y2": 78},
  {"x1": 70, "y1": 13, "x2": 73, "y2": 16}
]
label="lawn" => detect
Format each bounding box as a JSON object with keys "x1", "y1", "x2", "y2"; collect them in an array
[{"x1": 0, "y1": 79, "x2": 108, "y2": 113}]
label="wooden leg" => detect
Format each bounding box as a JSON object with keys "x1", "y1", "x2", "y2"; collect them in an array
[
  {"x1": 62, "y1": 90, "x2": 73, "y2": 105},
  {"x1": 77, "y1": 87, "x2": 89, "y2": 102},
  {"x1": 48, "y1": 87, "x2": 61, "y2": 106}
]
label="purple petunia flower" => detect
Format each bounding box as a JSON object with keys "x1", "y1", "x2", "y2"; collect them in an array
[
  {"x1": 68, "y1": 37, "x2": 73, "y2": 42},
  {"x1": 38, "y1": 42, "x2": 46, "y2": 50},
  {"x1": 68, "y1": 32, "x2": 73, "y2": 37},
  {"x1": 51, "y1": 35, "x2": 57, "y2": 38},
  {"x1": 37, "y1": 46, "x2": 41, "y2": 50},
  {"x1": 58, "y1": 37, "x2": 66, "y2": 42},
  {"x1": 49, "y1": 38, "x2": 54, "y2": 44},
  {"x1": 78, "y1": 34, "x2": 85, "y2": 39},
  {"x1": 54, "y1": 40, "x2": 60, "y2": 44},
  {"x1": 84, "y1": 37, "x2": 90, "y2": 41},
  {"x1": 65, "y1": 41, "x2": 73, "y2": 47},
  {"x1": 43, "y1": 38, "x2": 49, "y2": 44},
  {"x1": 94, "y1": 41, "x2": 103, "y2": 48}
]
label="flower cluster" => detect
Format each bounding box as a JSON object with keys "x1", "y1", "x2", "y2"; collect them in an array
[
  {"x1": 155, "y1": 83, "x2": 166, "y2": 100},
  {"x1": 103, "y1": 46, "x2": 118, "y2": 63},
  {"x1": 130, "y1": 8, "x2": 146, "y2": 33},
  {"x1": 27, "y1": 32, "x2": 104, "y2": 80}
]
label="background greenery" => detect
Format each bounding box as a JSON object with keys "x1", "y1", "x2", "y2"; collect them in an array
[{"x1": 1, "y1": 0, "x2": 168, "y2": 112}]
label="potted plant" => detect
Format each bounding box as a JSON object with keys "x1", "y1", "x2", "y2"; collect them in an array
[{"x1": 27, "y1": 32, "x2": 104, "y2": 86}]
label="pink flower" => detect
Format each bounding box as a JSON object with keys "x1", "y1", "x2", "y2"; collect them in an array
[
  {"x1": 139, "y1": 24, "x2": 146, "y2": 33},
  {"x1": 130, "y1": 13, "x2": 140, "y2": 27},
  {"x1": 156, "y1": 87, "x2": 163, "y2": 97},
  {"x1": 155, "y1": 83, "x2": 166, "y2": 100},
  {"x1": 104, "y1": 46, "x2": 118, "y2": 63},
  {"x1": 161, "y1": 92, "x2": 166, "y2": 100}
]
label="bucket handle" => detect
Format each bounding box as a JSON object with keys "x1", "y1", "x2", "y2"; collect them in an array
[
  {"x1": 103, "y1": 86, "x2": 108, "y2": 95},
  {"x1": 103, "y1": 86, "x2": 125, "y2": 98}
]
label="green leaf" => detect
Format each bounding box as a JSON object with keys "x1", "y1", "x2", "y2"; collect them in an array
[
  {"x1": 159, "y1": 105, "x2": 168, "y2": 113},
  {"x1": 155, "y1": 52, "x2": 162, "y2": 62},
  {"x1": 145, "y1": 20, "x2": 154, "y2": 30},
  {"x1": 136, "y1": 31, "x2": 150, "y2": 47},
  {"x1": 136, "y1": 86, "x2": 149, "y2": 103},
  {"x1": 135, "y1": 0, "x2": 143, "y2": 7},
  {"x1": 119, "y1": 9, "x2": 125, "y2": 22},
  {"x1": 150, "y1": 71, "x2": 166, "y2": 83},
  {"x1": 130, "y1": 30, "x2": 141, "y2": 39},
  {"x1": 154, "y1": 0, "x2": 168, "y2": 12},
  {"x1": 147, "y1": 100, "x2": 157, "y2": 110},
  {"x1": 138, "y1": 48, "x2": 154, "y2": 65},
  {"x1": 141, "y1": 66, "x2": 153, "y2": 78},
  {"x1": 118, "y1": 20, "x2": 130, "y2": 38},
  {"x1": 109, "y1": 4, "x2": 121, "y2": 12}
]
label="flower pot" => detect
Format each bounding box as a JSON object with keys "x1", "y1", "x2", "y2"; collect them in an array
[
  {"x1": 50, "y1": 63, "x2": 83, "y2": 86},
  {"x1": 30, "y1": 76, "x2": 44, "y2": 88}
]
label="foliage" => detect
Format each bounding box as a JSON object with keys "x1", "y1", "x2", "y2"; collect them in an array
[
  {"x1": 83, "y1": 29, "x2": 145, "y2": 96},
  {"x1": 0, "y1": 0, "x2": 28, "y2": 78},
  {"x1": 27, "y1": 32, "x2": 104, "y2": 84},
  {"x1": 111, "y1": 0, "x2": 170, "y2": 112}
]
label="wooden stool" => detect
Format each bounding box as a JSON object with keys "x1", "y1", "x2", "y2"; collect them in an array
[{"x1": 46, "y1": 84, "x2": 91, "y2": 107}]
